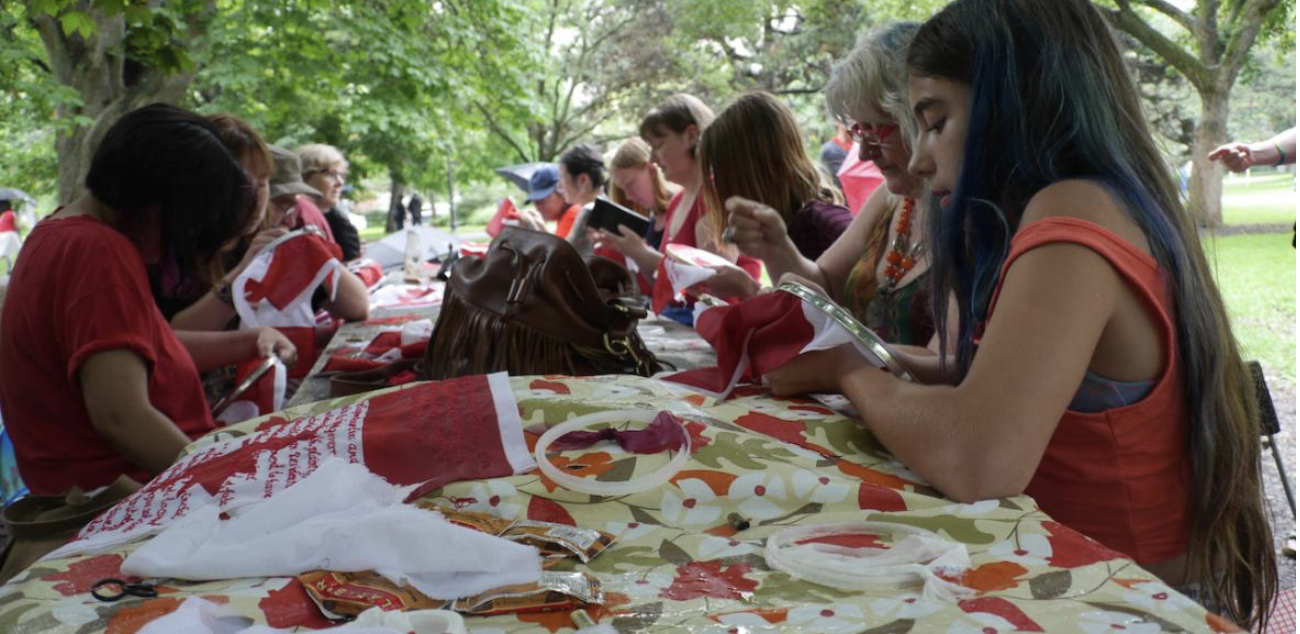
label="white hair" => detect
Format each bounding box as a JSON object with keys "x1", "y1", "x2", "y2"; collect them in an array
[{"x1": 824, "y1": 21, "x2": 921, "y2": 149}]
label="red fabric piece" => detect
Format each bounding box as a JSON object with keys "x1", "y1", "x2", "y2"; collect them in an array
[
  {"x1": 352, "y1": 261, "x2": 383, "y2": 288},
  {"x1": 552, "y1": 411, "x2": 687, "y2": 454},
  {"x1": 985, "y1": 218, "x2": 1190, "y2": 565},
  {"x1": 277, "y1": 327, "x2": 318, "y2": 380},
  {"x1": 366, "y1": 375, "x2": 520, "y2": 500},
  {"x1": 229, "y1": 357, "x2": 280, "y2": 419},
  {"x1": 836, "y1": 148, "x2": 885, "y2": 216},
  {"x1": 0, "y1": 216, "x2": 215, "y2": 495},
  {"x1": 241, "y1": 235, "x2": 339, "y2": 311},
  {"x1": 665, "y1": 293, "x2": 814, "y2": 395},
  {"x1": 487, "y1": 197, "x2": 521, "y2": 238},
  {"x1": 363, "y1": 331, "x2": 403, "y2": 356},
  {"x1": 0, "y1": 210, "x2": 16, "y2": 233}
]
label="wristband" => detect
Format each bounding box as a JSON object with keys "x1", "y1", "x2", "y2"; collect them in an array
[{"x1": 1274, "y1": 142, "x2": 1287, "y2": 167}]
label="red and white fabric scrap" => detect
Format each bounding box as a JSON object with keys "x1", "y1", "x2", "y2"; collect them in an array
[
  {"x1": 650, "y1": 258, "x2": 717, "y2": 315},
  {"x1": 215, "y1": 357, "x2": 288, "y2": 426},
  {"x1": 48, "y1": 372, "x2": 534, "y2": 560},
  {"x1": 233, "y1": 230, "x2": 343, "y2": 379},
  {"x1": 664, "y1": 291, "x2": 898, "y2": 399},
  {"x1": 347, "y1": 258, "x2": 385, "y2": 291},
  {"x1": 369, "y1": 281, "x2": 444, "y2": 312},
  {"x1": 486, "y1": 197, "x2": 522, "y2": 238},
  {"x1": 322, "y1": 319, "x2": 433, "y2": 373}
]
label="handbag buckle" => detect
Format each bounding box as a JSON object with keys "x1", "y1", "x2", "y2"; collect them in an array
[{"x1": 604, "y1": 333, "x2": 644, "y2": 372}]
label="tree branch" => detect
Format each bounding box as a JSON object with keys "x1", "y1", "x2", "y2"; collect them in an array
[
  {"x1": 1104, "y1": 1, "x2": 1212, "y2": 90},
  {"x1": 474, "y1": 101, "x2": 532, "y2": 163},
  {"x1": 1133, "y1": 0, "x2": 1197, "y2": 32},
  {"x1": 1216, "y1": 0, "x2": 1282, "y2": 88}
]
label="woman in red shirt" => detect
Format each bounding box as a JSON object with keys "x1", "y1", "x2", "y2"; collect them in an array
[
  {"x1": 0, "y1": 104, "x2": 281, "y2": 495},
  {"x1": 768, "y1": 0, "x2": 1275, "y2": 626}
]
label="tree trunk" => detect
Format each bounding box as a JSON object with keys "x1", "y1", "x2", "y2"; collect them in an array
[
  {"x1": 1187, "y1": 87, "x2": 1231, "y2": 227},
  {"x1": 387, "y1": 176, "x2": 406, "y2": 233},
  {"x1": 446, "y1": 157, "x2": 457, "y2": 232},
  {"x1": 32, "y1": 4, "x2": 198, "y2": 205}
]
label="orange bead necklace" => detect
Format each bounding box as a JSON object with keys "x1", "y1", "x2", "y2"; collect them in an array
[{"x1": 882, "y1": 198, "x2": 923, "y2": 291}]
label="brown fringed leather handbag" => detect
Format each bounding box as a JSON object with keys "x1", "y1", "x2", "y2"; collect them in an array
[{"x1": 423, "y1": 227, "x2": 661, "y2": 380}]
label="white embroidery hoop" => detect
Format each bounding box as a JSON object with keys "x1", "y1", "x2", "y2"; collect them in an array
[
  {"x1": 764, "y1": 521, "x2": 975, "y2": 601},
  {"x1": 534, "y1": 410, "x2": 691, "y2": 497}
]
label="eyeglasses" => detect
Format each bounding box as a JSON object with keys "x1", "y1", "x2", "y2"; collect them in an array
[
  {"x1": 838, "y1": 115, "x2": 898, "y2": 149},
  {"x1": 308, "y1": 169, "x2": 346, "y2": 184}
]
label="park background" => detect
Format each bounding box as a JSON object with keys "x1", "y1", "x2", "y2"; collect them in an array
[{"x1": 0, "y1": 0, "x2": 1295, "y2": 573}]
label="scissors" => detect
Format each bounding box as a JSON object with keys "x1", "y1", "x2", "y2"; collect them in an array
[
  {"x1": 91, "y1": 578, "x2": 160, "y2": 602},
  {"x1": 210, "y1": 355, "x2": 278, "y2": 417}
]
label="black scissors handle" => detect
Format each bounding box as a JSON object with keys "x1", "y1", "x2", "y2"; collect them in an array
[{"x1": 91, "y1": 578, "x2": 159, "y2": 602}]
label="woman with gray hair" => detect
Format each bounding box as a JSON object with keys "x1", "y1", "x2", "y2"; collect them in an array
[
  {"x1": 722, "y1": 21, "x2": 938, "y2": 353},
  {"x1": 298, "y1": 143, "x2": 362, "y2": 261}
]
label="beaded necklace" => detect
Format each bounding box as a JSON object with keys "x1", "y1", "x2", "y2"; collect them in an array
[{"x1": 881, "y1": 198, "x2": 924, "y2": 291}]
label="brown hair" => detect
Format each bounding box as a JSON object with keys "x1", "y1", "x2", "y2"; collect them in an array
[
  {"x1": 206, "y1": 113, "x2": 273, "y2": 181},
  {"x1": 698, "y1": 92, "x2": 843, "y2": 241},
  {"x1": 610, "y1": 138, "x2": 675, "y2": 217},
  {"x1": 638, "y1": 94, "x2": 715, "y2": 142}
]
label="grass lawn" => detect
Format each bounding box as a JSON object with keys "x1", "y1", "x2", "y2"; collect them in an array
[
  {"x1": 1202, "y1": 232, "x2": 1296, "y2": 381},
  {"x1": 1221, "y1": 172, "x2": 1296, "y2": 226}
]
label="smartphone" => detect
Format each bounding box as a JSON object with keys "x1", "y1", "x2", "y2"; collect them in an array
[{"x1": 587, "y1": 198, "x2": 651, "y2": 237}]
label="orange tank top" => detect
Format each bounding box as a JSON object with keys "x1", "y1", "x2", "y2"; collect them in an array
[{"x1": 984, "y1": 217, "x2": 1190, "y2": 565}]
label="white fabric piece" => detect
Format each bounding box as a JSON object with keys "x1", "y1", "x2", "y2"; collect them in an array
[
  {"x1": 488, "y1": 372, "x2": 534, "y2": 474},
  {"x1": 662, "y1": 259, "x2": 716, "y2": 302},
  {"x1": 400, "y1": 318, "x2": 435, "y2": 345},
  {"x1": 0, "y1": 231, "x2": 21, "y2": 270},
  {"x1": 122, "y1": 460, "x2": 541, "y2": 600},
  {"x1": 798, "y1": 301, "x2": 891, "y2": 370},
  {"x1": 140, "y1": 597, "x2": 467, "y2": 634},
  {"x1": 764, "y1": 522, "x2": 975, "y2": 602}
]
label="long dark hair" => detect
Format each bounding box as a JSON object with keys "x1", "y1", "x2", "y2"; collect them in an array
[
  {"x1": 908, "y1": 0, "x2": 1274, "y2": 625},
  {"x1": 86, "y1": 103, "x2": 258, "y2": 287}
]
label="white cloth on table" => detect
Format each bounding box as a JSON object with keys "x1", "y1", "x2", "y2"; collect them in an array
[{"x1": 122, "y1": 459, "x2": 540, "y2": 600}]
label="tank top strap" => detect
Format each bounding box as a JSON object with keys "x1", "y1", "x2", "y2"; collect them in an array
[{"x1": 983, "y1": 216, "x2": 1177, "y2": 388}]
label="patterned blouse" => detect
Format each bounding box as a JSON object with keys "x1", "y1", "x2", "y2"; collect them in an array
[{"x1": 842, "y1": 199, "x2": 935, "y2": 346}]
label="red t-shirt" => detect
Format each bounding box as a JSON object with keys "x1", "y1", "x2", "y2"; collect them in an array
[
  {"x1": 288, "y1": 197, "x2": 337, "y2": 244},
  {"x1": 0, "y1": 215, "x2": 216, "y2": 495},
  {"x1": 555, "y1": 204, "x2": 582, "y2": 240}
]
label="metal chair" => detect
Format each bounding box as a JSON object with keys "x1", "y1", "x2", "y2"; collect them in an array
[{"x1": 1249, "y1": 360, "x2": 1294, "y2": 516}]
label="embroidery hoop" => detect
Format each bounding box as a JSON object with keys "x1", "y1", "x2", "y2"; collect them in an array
[
  {"x1": 777, "y1": 281, "x2": 914, "y2": 382},
  {"x1": 534, "y1": 410, "x2": 691, "y2": 496},
  {"x1": 764, "y1": 521, "x2": 973, "y2": 600}
]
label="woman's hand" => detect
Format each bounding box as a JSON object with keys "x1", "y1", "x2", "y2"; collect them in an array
[
  {"x1": 228, "y1": 228, "x2": 287, "y2": 280},
  {"x1": 598, "y1": 225, "x2": 649, "y2": 258},
  {"x1": 703, "y1": 264, "x2": 760, "y2": 299},
  {"x1": 515, "y1": 207, "x2": 547, "y2": 232},
  {"x1": 1207, "y1": 142, "x2": 1254, "y2": 173},
  {"x1": 252, "y1": 327, "x2": 298, "y2": 365},
  {"x1": 766, "y1": 344, "x2": 870, "y2": 396},
  {"x1": 724, "y1": 196, "x2": 797, "y2": 263}
]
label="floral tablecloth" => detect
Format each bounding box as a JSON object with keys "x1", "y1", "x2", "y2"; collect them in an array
[{"x1": 0, "y1": 375, "x2": 1235, "y2": 633}]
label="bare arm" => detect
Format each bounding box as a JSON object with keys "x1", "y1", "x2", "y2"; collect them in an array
[
  {"x1": 322, "y1": 267, "x2": 370, "y2": 322},
  {"x1": 176, "y1": 328, "x2": 297, "y2": 373},
  {"x1": 80, "y1": 350, "x2": 193, "y2": 475},
  {"x1": 768, "y1": 182, "x2": 1136, "y2": 502}
]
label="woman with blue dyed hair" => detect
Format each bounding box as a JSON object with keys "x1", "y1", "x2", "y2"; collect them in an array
[{"x1": 769, "y1": 0, "x2": 1276, "y2": 625}]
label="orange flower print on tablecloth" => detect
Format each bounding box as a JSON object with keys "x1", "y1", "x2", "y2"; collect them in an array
[
  {"x1": 46, "y1": 554, "x2": 128, "y2": 596},
  {"x1": 660, "y1": 560, "x2": 758, "y2": 602},
  {"x1": 539, "y1": 451, "x2": 614, "y2": 492}
]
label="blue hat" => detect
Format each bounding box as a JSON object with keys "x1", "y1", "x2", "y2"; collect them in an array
[{"x1": 526, "y1": 165, "x2": 560, "y2": 203}]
